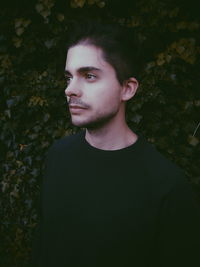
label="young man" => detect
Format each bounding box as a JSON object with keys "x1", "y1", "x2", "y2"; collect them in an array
[{"x1": 32, "y1": 20, "x2": 200, "y2": 267}]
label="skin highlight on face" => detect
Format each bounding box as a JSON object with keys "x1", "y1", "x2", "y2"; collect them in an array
[{"x1": 65, "y1": 44, "x2": 124, "y2": 130}]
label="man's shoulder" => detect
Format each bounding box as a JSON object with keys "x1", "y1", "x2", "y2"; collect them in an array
[
  {"x1": 47, "y1": 130, "x2": 84, "y2": 155},
  {"x1": 143, "y1": 139, "x2": 182, "y2": 173},
  {"x1": 139, "y1": 136, "x2": 187, "y2": 190}
]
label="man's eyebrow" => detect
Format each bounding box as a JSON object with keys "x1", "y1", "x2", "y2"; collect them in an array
[{"x1": 64, "y1": 66, "x2": 102, "y2": 75}]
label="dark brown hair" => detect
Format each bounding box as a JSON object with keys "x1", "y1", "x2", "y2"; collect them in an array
[{"x1": 66, "y1": 18, "x2": 141, "y2": 84}]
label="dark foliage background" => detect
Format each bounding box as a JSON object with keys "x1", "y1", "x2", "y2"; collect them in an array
[{"x1": 0, "y1": 0, "x2": 199, "y2": 266}]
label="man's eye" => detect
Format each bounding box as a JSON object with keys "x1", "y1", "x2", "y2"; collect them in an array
[
  {"x1": 85, "y1": 73, "x2": 96, "y2": 80},
  {"x1": 65, "y1": 76, "x2": 72, "y2": 85}
]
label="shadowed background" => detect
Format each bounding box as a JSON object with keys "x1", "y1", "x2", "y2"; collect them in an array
[{"x1": 0, "y1": 0, "x2": 199, "y2": 266}]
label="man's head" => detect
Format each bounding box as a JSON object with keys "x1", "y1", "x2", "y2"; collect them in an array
[{"x1": 64, "y1": 19, "x2": 139, "y2": 129}]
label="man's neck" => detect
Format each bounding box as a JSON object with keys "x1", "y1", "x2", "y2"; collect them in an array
[{"x1": 85, "y1": 121, "x2": 138, "y2": 151}]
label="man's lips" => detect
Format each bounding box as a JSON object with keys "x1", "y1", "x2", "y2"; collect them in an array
[
  {"x1": 69, "y1": 105, "x2": 87, "y2": 109},
  {"x1": 69, "y1": 105, "x2": 87, "y2": 113}
]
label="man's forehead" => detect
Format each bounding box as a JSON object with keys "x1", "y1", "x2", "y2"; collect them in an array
[
  {"x1": 66, "y1": 44, "x2": 108, "y2": 70},
  {"x1": 65, "y1": 66, "x2": 103, "y2": 75}
]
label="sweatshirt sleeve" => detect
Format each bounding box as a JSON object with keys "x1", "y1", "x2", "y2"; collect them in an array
[{"x1": 155, "y1": 179, "x2": 200, "y2": 267}]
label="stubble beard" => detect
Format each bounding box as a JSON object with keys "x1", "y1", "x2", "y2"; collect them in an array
[{"x1": 71, "y1": 108, "x2": 119, "y2": 130}]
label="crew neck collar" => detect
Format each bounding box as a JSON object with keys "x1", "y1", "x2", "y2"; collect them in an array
[{"x1": 80, "y1": 129, "x2": 145, "y2": 154}]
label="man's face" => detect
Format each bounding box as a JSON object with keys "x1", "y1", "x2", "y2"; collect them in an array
[{"x1": 65, "y1": 44, "x2": 124, "y2": 129}]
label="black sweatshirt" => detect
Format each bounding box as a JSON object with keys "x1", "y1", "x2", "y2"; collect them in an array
[{"x1": 32, "y1": 130, "x2": 200, "y2": 267}]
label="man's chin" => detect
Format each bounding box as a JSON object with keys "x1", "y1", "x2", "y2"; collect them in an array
[
  {"x1": 71, "y1": 115, "x2": 115, "y2": 130},
  {"x1": 71, "y1": 119, "x2": 97, "y2": 129},
  {"x1": 71, "y1": 119, "x2": 88, "y2": 128}
]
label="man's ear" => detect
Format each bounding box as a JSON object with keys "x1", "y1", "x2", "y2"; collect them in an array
[{"x1": 121, "y1": 77, "x2": 139, "y2": 101}]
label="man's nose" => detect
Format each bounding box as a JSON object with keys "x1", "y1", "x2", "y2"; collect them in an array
[{"x1": 65, "y1": 79, "x2": 82, "y2": 98}]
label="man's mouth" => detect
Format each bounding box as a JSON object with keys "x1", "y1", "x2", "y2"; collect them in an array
[
  {"x1": 69, "y1": 105, "x2": 87, "y2": 113},
  {"x1": 69, "y1": 105, "x2": 87, "y2": 109}
]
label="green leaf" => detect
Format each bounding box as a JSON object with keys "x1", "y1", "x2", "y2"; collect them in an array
[{"x1": 6, "y1": 99, "x2": 14, "y2": 108}]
